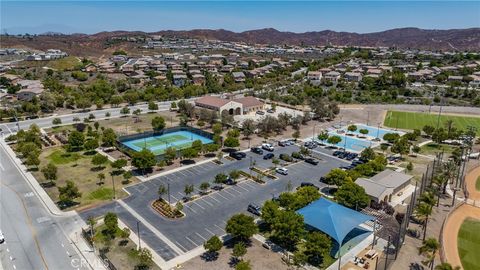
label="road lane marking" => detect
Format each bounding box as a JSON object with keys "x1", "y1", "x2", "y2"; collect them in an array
[
  {"x1": 0, "y1": 162, "x2": 5, "y2": 171},
  {"x1": 13, "y1": 265, "x2": 16, "y2": 269},
  {"x1": 195, "y1": 232, "x2": 207, "y2": 241},
  {"x1": 61, "y1": 243, "x2": 65, "y2": 247}
]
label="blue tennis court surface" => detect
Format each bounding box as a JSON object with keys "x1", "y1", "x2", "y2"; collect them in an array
[{"x1": 122, "y1": 130, "x2": 213, "y2": 155}]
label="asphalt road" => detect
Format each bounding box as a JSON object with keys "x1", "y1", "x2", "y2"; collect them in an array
[
  {"x1": 80, "y1": 144, "x2": 350, "y2": 260},
  {"x1": 0, "y1": 144, "x2": 89, "y2": 270}
]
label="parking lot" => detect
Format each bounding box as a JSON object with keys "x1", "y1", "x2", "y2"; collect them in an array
[{"x1": 81, "y1": 143, "x2": 350, "y2": 261}]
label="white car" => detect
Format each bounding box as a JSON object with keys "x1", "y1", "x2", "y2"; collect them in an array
[
  {"x1": 0, "y1": 230, "x2": 4, "y2": 244},
  {"x1": 262, "y1": 143, "x2": 274, "y2": 152},
  {"x1": 276, "y1": 167, "x2": 288, "y2": 175}
]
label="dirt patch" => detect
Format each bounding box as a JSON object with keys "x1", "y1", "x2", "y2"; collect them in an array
[{"x1": 182, "y1": 239, "x2": 289, "y2": 270}]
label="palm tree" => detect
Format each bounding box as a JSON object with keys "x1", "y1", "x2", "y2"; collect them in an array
[
  {"x1": 158, "y1": 184, "x2": 167, "y2": 202},
  {"x1": 415, "y1": 202, "x2": 433, "y2": 240},
  {"x1": 419, "y1": 238, "x2": 440, "y2": 270},
  {"x1": 444, "y1": 120, "x2": 454, "y2": 138},
  {"x1": 435, "y1": 263, "x2": 460, "y2": 270}
]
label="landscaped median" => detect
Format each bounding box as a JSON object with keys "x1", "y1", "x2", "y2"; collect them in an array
[{"x1": 151, "y1": 199, "x2": 185, "y2": 219}]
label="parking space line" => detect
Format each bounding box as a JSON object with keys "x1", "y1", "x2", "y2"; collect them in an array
[
  {"x1": 242, "y1": 181, "x2": 257, "y2": 188},
  {"x1": 195, "y1": 232, "x2": 207, "y2": 241},
  {"x1": 200, "y1": 198, "x2": 215, "y2": 207},
  {"x1": 229, "y1": 187, "x2": 243, "y2": 194},
  {"x1": 208, "y1": 194, "x2": 221, "y2": 203},
  {"x1": 185, "y1": 236, "x2": 198, "y2": 246},
  {"x1": 205, "y1": 228, "x2": 216, "y2": 236},
  {"x1": 170, "y1": 194, "x2": 179, "y2": 202},
  {"x1": 214, "y1": 192, "x2": 229, "y2": 200},
  {"x1": 214, "y1": 224, "x2": 225, "y2": 232},
  {"x1": 236, "y1": 185, "x2": 249, "y2": 192},
  {"x1": 184, "y1": 204, "x2": 198, "y2": 214},
  {"x1": 177, "y1": 192, "x2": 185, "y2": 198},
  {"x1": 192, "y1": 200, "x2": 206, "y2": 209},
  {"x1": 175, "y1": 241, "x2": 189, "y2": 252},
  {"x1": 222, "y1": 189, "x2": 236, "y2": 197}
]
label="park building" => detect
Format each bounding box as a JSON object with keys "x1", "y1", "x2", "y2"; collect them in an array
[
  {"x1": 355, "y1": 169, "x2": 413, "y2": 205},
  {"x1": 194, "y1": 95, "x2": 264, "y2": 116}
]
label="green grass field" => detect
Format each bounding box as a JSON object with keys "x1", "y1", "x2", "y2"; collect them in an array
[
  {"x1": 476, "y1": 176, "x2": 480, "y2": 191},
  {"x1": 384, "y1": 111, "x2": 480, "y2": 134},
  {"x1": 458, "y1": 218, "x2": 480, "y2": 270}
]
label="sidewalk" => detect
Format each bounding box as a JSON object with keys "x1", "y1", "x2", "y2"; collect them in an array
[{"x1": 0, "y1": 140, "x2": 75, "y2": 217}]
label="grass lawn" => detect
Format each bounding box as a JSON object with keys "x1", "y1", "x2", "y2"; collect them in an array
[
  {"x1": 32, "y1": 146, "x2": 135, "y2": 210},
  {"x1": 384, "y1": 111, "x2": 480, "y2": 134},
  {"x1": 94, "y1": 224, "x2": 160, "y2": 270},
  {"x1": 46, "y1": 56, "x2": 82, "y2": 71},
  {"x1": 476, "y1": 176, "x2": 480, "y2": 191},
  {"x1": 419, "y1": 143, "x2": 458, "y2": 156},
  {"x1": 458, "y1": 218, "x2": 480, "y2": 270}
]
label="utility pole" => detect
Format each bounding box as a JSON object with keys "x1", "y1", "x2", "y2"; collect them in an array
[
  {"x1": 137, "y1": 220, "x2": 141, "y2": 250},
  {"x1": 111, "y1": 173, "x2": 116, "y2": 200}
]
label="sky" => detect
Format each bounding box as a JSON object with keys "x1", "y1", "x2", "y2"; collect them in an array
[{"x1": 1, "y1": 1, "x2": 479, "y2": 34}]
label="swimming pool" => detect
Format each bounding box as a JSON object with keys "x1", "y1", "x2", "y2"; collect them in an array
[
  {"x1": 344, "y1": 124, "x2": 404, "y2": 139},
  {"x1": 121, "y1": 130, "x2": 213, "y2": 155}
]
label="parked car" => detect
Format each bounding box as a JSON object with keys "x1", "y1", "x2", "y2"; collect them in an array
[
  {"x1": 346, "y1": 153, "x2": 358, "y2": 160},
  {"x1": 278, "y1": 140, "x2": 289, "y2": 147},
  {"x1": 0, "y1": 230, "x2": 4, "y2": 244},
  {"x1": 299, "y1": 182, "x2": 319, "y2": 190},
  {"x1": 229, "y1": 151, "x2": 245, "y2": 160},
  {"x1": 338, "y1": 152, "x2": 349, "y2": 159},
  {"x1": 266, "y1": 109, "x2": 275, "y2": 113},
  {"x1": 247, "y1": 204, "x2": 262, "y2": 216},
  {"x1": 212, "y1": 185, "x2": 224, "y2": 191},
  {"x1": 333, "y1": 150, "x2": 343, "y2": 156},
  {"x1": 262, "y1": 239, "x2": 274, "y2": 249},
  {"x1": 305, "y1": 158, "x2": 319, "y2": 165},
  {"x1": 256, "y1": 110, "x2": 265, "y2": 115},
  {"x1": 225, "y1": 177, "x2": 236, "y2": 185},
  {"x1": 263, "y1": 153, "x2": 274, "y2": 160},
  {"x1": 275, "y1": 167, "x2": 288, "y2": 175},
  {"x1": 262, "y1": 143, "x2": 274, "y2": 152},
  {"x1": 251, "y1": 147, "x2": 263, "y2": 155}
]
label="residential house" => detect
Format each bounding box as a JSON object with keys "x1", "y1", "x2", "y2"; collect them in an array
[
  {"x1": 324, "y1": 71, "x2": 341, "y2": 82},
  {"x1": 344, "y1": 72, "x2": 363, "y2": 82},
  {"x1": 307, "y1": 71, "x2": 322, "y2": 85},
  {"x1": 232, "y1": 72, "x2": 246, "y2": 83}
]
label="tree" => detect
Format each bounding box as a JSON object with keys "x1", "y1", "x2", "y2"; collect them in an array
[
  {"x1": 347, "y1": 125, "x2": 357, "y2": 133},
  {"x1": 136, "y1": 248, "x2": 153, "y2": 269},
  {"x1": 317, "y1": 131, "x2": 329, "y2": 141},
  {"x1": 170, "y1": 101, "x2": 177, "y2": 110},
  {"x1": 84, "y1": 138, "x2": 99, "y2": 152},
  {"x1": 419, "y1": 238, "x2": 440, "y2": 269},
  {"x1": 383, "y1": 133, "x2": 400, "y2": 143},
  {"x1": 158, "y1": 184, "x2": 167, "y2": 201},
  {"x1": 181, "y1": 147, "x2": 198, "y2": 160},
  {"x1": 164, "y1": 147, "x2": 177, "y2": 163},
  {"x1": 407, "y1": 162, "x2": 414, "y2": 172},
  {"x1": 199, "y1": 182, "x2": 210, "y2": 193},
  {"x1": 26, "y1": 153, "x2": 40, "y2": 169},
  {"x1": 67, "y1": 131, "x2": 85, "y2": 151},
  {"x1": 360, "y1": 147, "x2": 376, "y2": 161},
  {"x1": 41, "y1": 163, "x2": 57, "y2": 184},
  {"x1": 58, "y1": 180, "x2": 81, "y2": 205},
  {"x1": 214, "y1": 173, "x2": 228, "y2": 187},
  {"x1": 323, "y1": 168, "x2": 351, "y2": 186},
  {"x1": 423, "y1": 125, "x2": 435, "y2": 137},
  {"x1": 180, "y1": 184, "x2": 194, "y2": 200},
  {"x1": 359, "y1": 129, "x2": 369, "y2": 136},
  {"x1": 191, "y1": 140, "x2": 203, "y2": 152},
  {"x1": 391, "y1": 137, "x2": 410, "y2": 156},
  {"x1": 104, "y1": 212, "x2": 118, "y2": 238},
  {"x1": 261, "y1": 200, "x2": 280, "y2": 229},
  {"x1": 232, "y1": 242, "x2": 247, "y2": 262},
  {"x1": 204, "y1": 235, "x2": 222, "y2": 255},
  {"x1": 122, "y1": 171, "x2": 133, "y2": 184},
  {"x1": 227, "y1": 129, "x2": 241, "y2": 138},
  {"x1": 97, "y1": 173, "x2": 105, "y2": 185},
  {"x1": 432, "y1": 128, "x2": 447, "y2": 144},
  {"x1": 241, "y1": 119, "x2": 256, "y2": 139},
  {"x1": 148, "y1": 101, "x2": 158, "y2": 112},
  {"x1": 212, "y1": 123, "x2": 223, "y2": 135},
  {"x1": 435, "y1": 263, "x2": 460, "y2": 270},
  {"x1": 335, "y1": 181, "x2": 370, "y2": 210},
  {"x1": 415, "y1": 202, "x2": 433, "y2": 240},
  {"x1": 225, "y1": 214, "x2": 258, "y2": 241},
  {"x1": 224, "y1": 136, "x2": 240, "y2": 148},
  {"x1": 270, "y1": 210, "x2": 305, "y2": 250},
  {"x1": 292, "y1": 251, "x2": 308, "y2": 268},
  {"x1": 120, "y1": 227, "x2": 130, "y2": 242},
  {"x1": 52, "y1": 118, "x2": 62, "y2": 126},
  {"x1": 151, "y1": 116, "x2": 166, "y2": 131},
  {"x1": 131, "y1": 148, "x2": 156, "y2": 173},
  {"x1": 111, "y1": 158, "x2": 127, "y2": 171},
  {"x1": 102, "y1": 128, "x2": 117, "y2": 147},
  {"x1": 304, "y1": 232, "x2": 332, "y2": 266},
  {"x1": 120, "y1": 106, "x2": 130, "y2": 116},
  {"x1": 235, "y1": 260, "x2": 251, "y2": 270},
  {"x1": 292, "y1": 130, "x2": 301, "y2": 141},
  {"x1": 91, "y1": 153, "x2": 108, "y2": 168},
  {"x1": 327, "y1": 135, "x2": 342, "y2": 145}
]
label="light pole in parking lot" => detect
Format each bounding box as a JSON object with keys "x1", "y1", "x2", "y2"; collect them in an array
[{"x1": 137, "y1": 220, "x2": 141, "y2": 250}]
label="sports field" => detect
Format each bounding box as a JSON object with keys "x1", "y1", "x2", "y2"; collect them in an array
[
  {"x1": 383, "y1": 111, "x2": 480, "y2": 134},
  {"x1": 121, "y1": 130, "x2": 213, "y2": 155},
  {"x1": 458, "y1": 218, "x2": 480, "y2": 270}
]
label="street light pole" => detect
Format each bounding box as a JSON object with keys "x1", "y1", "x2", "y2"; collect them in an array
[
  {"x1": 137, "y1": 220, "x2": 141, "y2": 250},
  {"x1": 111, "y1": 173, "x2": 116, "y2": 200}
]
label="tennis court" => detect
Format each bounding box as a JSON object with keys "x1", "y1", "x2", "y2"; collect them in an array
[{"x1": 121, "y1": 130, "x2": 213, "y2": 155}]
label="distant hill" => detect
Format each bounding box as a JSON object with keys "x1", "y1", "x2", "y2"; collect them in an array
[{"x1": 2, "y1": 27, "x2": 479, "y2": 57}]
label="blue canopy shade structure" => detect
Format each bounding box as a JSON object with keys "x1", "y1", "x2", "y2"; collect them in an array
[{"x1": 297, "y1": 198, "x2": 375, "y2": 245}]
